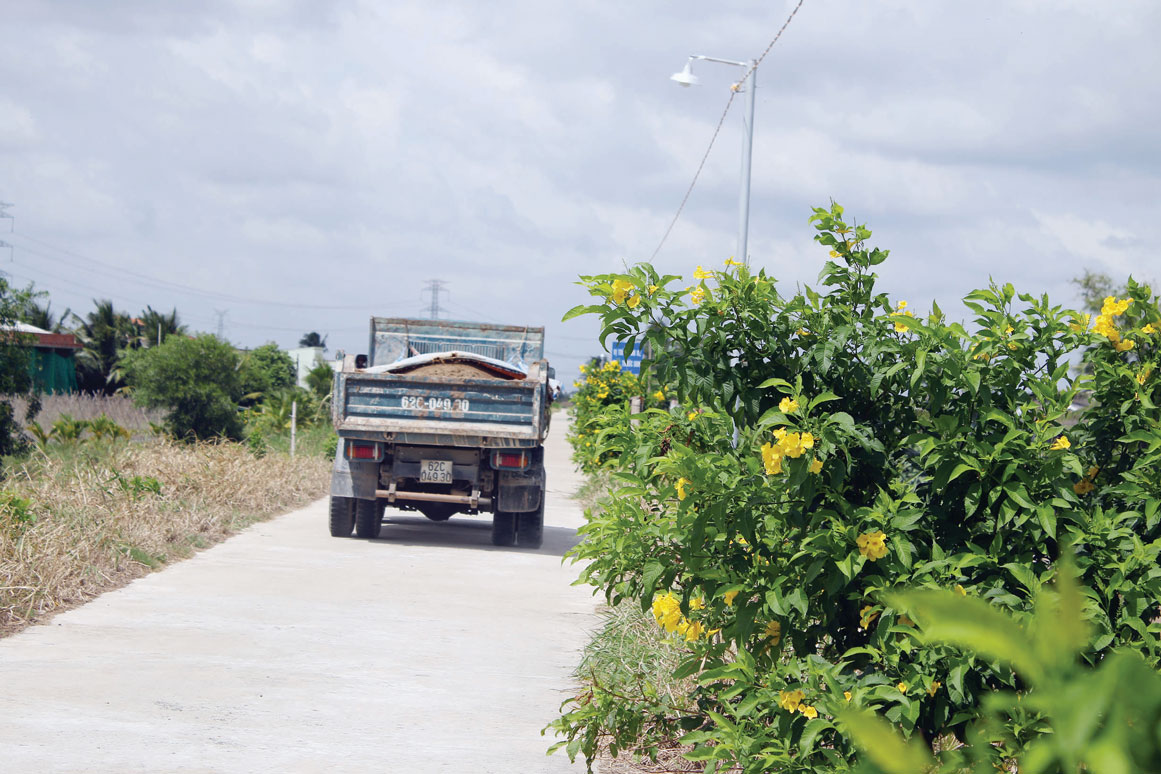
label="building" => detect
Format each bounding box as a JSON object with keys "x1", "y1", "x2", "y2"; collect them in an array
[
  {"x1": 286, "y1": 346, "x2": 329, "y2": 389},
  {"x1": 3, "y1": 322, "x2": 82, "y2": 394}
]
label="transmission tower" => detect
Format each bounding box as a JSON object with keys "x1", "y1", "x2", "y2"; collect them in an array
[
  {"x1": 214, "y1": 309, "x2": 228, "y2": 340},
  {"x1": 0, "y1": 202, "x2": 12, "y2": 260},
  {"x1": 422, "y1": 279, "x2": 448, "y2": 320}
]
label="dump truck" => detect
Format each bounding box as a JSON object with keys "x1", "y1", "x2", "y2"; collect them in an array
[{"x1": 328, "y1": 318, "x2": 552, "y2": 548}]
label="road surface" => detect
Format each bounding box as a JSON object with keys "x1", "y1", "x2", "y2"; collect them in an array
[{"x1": 0, "y1": 420, "x2": 598, "y2": 773}]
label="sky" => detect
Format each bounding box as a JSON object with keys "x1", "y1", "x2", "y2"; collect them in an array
[{"x1": 1, "y1": 0, "x2": 1159, "y2": 383}]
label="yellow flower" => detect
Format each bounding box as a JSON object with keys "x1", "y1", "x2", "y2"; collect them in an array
[
  {"x1": 1074, "y1": 478, "x2": 1096, "y2": 495},
  {"x1": 891, "y1": 305, "x2": 915, "y2": 333},
  {"x1": 764, "y1": 620, "x2": 782, "y2": 644},
  {"x1": 680, "y1": 620, "x2": 704, "y2": 642},
  {"x1": 647, "y1": 284, "x2": 659, "y2": 295},
  {"x1": 856, "y1": 530, "x2": 888, "y2": 561},
  {"x1": 796, "y1": 328, "x2": 809, "y2": 336},
  {"x1": 723, "y1": 590, "x2": 740, "y2": 607},
  {"x1": 653, "y1": 390, "x2": 665, "y2": 401},
  {"x1": 676, "y1": 477, "x2": 690, "y2": 501},
  {"x1": 1138, "y1": 367, "x2": 1152, "y2": 386},
  {"x1": 1050, "y1": 436, "x2": 1071, "y2": 451},
  {"x1": 897, "y1": 682, "x2": 908, "y2": 694},
  {"x1": 859, "y1": 605, "x2": 879, "y2": 629},
  {"x1": 897, "y1": 300, "x2": 908, "y2": 310},
  {"x1": 1143, "y1": 323, "x2": 1157, "y2": 334},
  {"x1": 1115, "y1": 339, "x2": 1135, "y2": 352},
  {"x1": 799, "y1": 705, "x2": 818, "y2": 719},
  {"x1": 761, "y1": 442, "x2": 784, "y2": 475},
  {"x1": 1101, "y1": 296, "x2": 1132, "y2": 317},
  {"x1": 687, "y1": 411, "x2": 699, "y2": 421},
  {"x1": 927, "y1": 681, "x2": 942, "y2": 697},
  {"x1": 779, "y1": 397, "x2": 798, "y2": 414},
  {"x1": 579, "y1": 364, "x2": 587, "y2": 373},
  {"x1": 1070, "y1": 313, "x2": 1091, "y2": 333},
  {"x1": 693, "y1": 265, "x2": 713, "y2": 279},
  {"x1": 778, "y1": 689, "x2": 805, "y2": 712},
  {"x1": 1094, "y1": 313, "x2": 1120, "y2": 342},
  {"x1": 773, "y1": 427, "x2": 787, "y2": 441},
  {"x1": 809, "y1": 459, "x2": 823, "y2": 474},
  {"x1": 843, "y1": 691, "x2": 852, "y2": 703},
  {"x1": 627, "y1": 294, "x2": 641, "y2": 309},
  {"x1": 690, "y1": 286, "x2": 706, "y2": 305},
  {"x1": 829, "y1": 250, "x2": 840, "y2": 258},
  {"x1": 1005, "y1": 325, "x2": 1014, "y2": 336},
  {"x1": 611, "y1": 279, "x2": 633, "y2": 304},
  {"x1": 954, "y1": 584, "x2": 966, "y2": 596},
  {"x1": 724, "y1": 257, "x2": 743, "y2": 267},
  {"x1": 800, "y1": 432, "x2": 814, "y2": 449},
  {"x1": 652, "y1": 592, "x2": 682, "y2": 632},
  {"x1": 689, "y1": 597, "x2": 705, "y2": 611}
]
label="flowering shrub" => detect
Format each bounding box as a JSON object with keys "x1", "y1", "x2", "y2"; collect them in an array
[
  {"x1": 550, "y1": 203, "x2": 1161, "y2": 772},
  {"x1": 568, "y1": 359, "x2": 671, "y2": 472}
]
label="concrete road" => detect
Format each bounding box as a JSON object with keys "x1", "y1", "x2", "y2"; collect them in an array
[{"x1": 0, "y1": 422, "x2": 599, "y2": 773}]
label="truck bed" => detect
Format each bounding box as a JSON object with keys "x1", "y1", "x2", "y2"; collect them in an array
[{"x1": 335, "y1": 369, "x2": 547, "y2": 448}]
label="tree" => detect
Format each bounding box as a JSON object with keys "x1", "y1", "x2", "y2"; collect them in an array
[
  {"x1": 120, "y1": 334, "x2": 244, "y2": 441},
  {"x1": 238, "y1": 343, "x2": 296, "y2": 406},
  {"x1": 133, "y1": 306, "x2": 186, "y2": 348},
  {"x1": 15, "y1": 285, "x2": 68, "y2": 332},
  {"x1": 0, "y1": 276, "x2": 38, "y2": 462},
  {"x1": 69, "y1": 299, "x2": 134, "y2": 394},
  {"x1": 298, "y1": 331, "x2": 327, "y2": 350},
  {"x1": 304, "y1": 360, "x2": 335, "y2": 398}
]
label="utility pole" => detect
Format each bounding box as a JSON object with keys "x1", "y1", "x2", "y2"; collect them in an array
[{"x1": 422, "y1": 279, "x2": 448, "y2": 320}]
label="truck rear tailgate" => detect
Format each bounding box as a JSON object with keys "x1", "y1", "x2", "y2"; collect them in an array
[{"x1": 336, "y1": 371, "x2": 545, "y2": 446}]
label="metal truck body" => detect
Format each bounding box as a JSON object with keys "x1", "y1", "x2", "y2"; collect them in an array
[{"x1": 328, "y1": 318, "x2": 551, "y2": 547}]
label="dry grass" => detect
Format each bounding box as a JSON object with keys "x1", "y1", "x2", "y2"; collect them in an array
[
  {"x1": 0, "y1": 437, "x2": 330, "y2": 635},
  {"x1": 12, "y1": 393, "x2": 163, "y2": 437}
]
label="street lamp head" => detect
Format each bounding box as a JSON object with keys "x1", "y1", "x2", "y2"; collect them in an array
[{"x1": 670, "y1": 59, "x2": 699, "y2": 87}]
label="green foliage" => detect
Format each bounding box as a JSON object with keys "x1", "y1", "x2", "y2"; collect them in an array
[
  {"x1": 247, "y1": 431, "x2": 268, "y2": 459},
  {"x1": 298, "y1": 331, "x2": 327, "y2": 349},
  {"x1": 120, "y1": 334, "x2": 244, "y2": 441},
  {"x1": 0, "y1": 276, "x2": 39, "y2": 465},
  {"x1": 553, "y1": 203, "x2": 1161, "y2": 772},
  {"x1": 304, "y1": 360, "x2": 335, "y2": 399},
  {"x1": 69, "y1": 299, "x2": 135, "y2": 394},
  {"x1": 842, "y1": 560, "x2": 1161, "y2": 773},
  {"x1": 0, "y1": 490, "x2": 36, "y2": 537},
  {"x1": 239, "y1": 343, "x2": 296, "y2": 406}
]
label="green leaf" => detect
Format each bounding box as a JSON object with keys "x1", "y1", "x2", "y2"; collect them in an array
[
  {"x1": 562, "y1": 303, "x2": 605, "y2": 322},
  {"x1": 889, "y1": 589, "x2": 1044, "y2": 684},
  {"x1": 836, "y1": 708, "x2": 935, "y2": 774}
]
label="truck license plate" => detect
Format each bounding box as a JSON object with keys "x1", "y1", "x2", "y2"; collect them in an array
[{"x1": 419, "y1": 459, "x2": 453, "y2": 484}]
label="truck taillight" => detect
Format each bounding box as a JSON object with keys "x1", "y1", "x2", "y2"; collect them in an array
[
  {"x1": 346, "y1": 441, "x2": 382, "y2": 461},
  {"x1": 491, "y1": 450, "x2": 528, "y2": 470}
]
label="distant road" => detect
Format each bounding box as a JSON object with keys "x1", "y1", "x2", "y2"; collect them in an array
[{"x1": 0, "y1": 419, "x2": 597, "y2": 773}]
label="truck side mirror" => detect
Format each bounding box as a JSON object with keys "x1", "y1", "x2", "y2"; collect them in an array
[
  {"x1": 548, "y1": 366, "x2": 556, "y2": 379},
  {"x1": 355, "y1": 354, "x2": 368, "y2": 369}
]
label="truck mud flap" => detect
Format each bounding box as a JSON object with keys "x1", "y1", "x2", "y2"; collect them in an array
[
  {"x1": 329, "y1": 445, "x2": 379, "y2": 499},
  {"x1": 497, "y1": 467, "x2": 545, "y2": 513}
]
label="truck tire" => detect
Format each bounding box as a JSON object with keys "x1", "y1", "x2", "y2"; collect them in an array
[
  {"x1": 355, "y1": 498, "x2": 380, "y2": 539},
  {"x1": 491, "y1": 512, "x2": 516, "y2": 547},
  {"x1": 517, "y1": 501, "x2": 544, "y2": 549},
  {"x1": 329, "y1": 496, "x2": 355, "y2": 537}
]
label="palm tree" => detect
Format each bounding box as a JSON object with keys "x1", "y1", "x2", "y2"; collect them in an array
[
  {"x1": 68, "y1": 300, "x2": 135, "y2": 394},
  {"x1": 134, "y1": 306, "x2": 186, "y2": 348},
  {"x1": 299, "y1": 331, "x2": 327, "y2": 350}
]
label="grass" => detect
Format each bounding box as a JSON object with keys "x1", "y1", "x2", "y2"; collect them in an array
[
  {"x1": 0, "y1": 434, "x2": 330, "y2": 635},
  {"x1": 12, "y1": 393, "x2": 162, "y2": 438}
]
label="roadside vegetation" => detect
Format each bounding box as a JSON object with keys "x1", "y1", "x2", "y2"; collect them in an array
[
  {"x1": 551, "y1": 203, "x2": 1161, "y2": 773},
  {"x1": 1, "y1": 284, "x2": 339, "y2": 635}
]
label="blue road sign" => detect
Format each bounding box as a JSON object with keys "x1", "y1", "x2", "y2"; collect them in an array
[{"x1": 610, "y1": 341, "x2": 643, "y2": 374}]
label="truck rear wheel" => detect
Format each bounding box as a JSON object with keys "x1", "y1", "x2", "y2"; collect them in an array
[
  {"x1": 517, "y1": 501, "x2": 544, "y2": 549},
  {"x1": 355, "y1": 498, "x2": 380, "y2": 539},
  {"x1": 329, "y1": 496, "x2": 355, "y2": 537},
  {"x1": 491, "y1": 512, "x2": 516, "y2": 547}
]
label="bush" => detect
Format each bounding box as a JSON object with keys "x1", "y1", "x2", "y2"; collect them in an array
[
  {"x1": 550, "y1": 203, "x2": 1161, "y2": 772},
  {"x1": 121, "y1": 334, "x2": 244, "y2": 441},
  {"x1": 239, "y1": 343, "x2": 296, "y2": 406}
]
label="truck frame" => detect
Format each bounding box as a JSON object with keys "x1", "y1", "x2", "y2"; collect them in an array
[{"x1": 328, "y1": 318, "x2": 551, "y2": 548}]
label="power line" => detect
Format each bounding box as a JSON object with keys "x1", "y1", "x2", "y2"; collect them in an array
[{"x1": 649, "y1": 0, "x2": 807, "y2": 261}]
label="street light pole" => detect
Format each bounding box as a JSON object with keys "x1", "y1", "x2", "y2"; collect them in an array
[
  {"x1": 672, "y1": 55, "x2": 758, "y2": 266},
  {"x1": 736, "y1": 60, "x2": 756, "y2": 267}
]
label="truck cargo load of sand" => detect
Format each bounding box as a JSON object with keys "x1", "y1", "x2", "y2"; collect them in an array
[{"x1": 397, "y1": 362, "x2": 523, "y2": 380}]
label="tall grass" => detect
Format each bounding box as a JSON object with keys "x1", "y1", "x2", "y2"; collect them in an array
[
  {"x1": 12, "y1": 394, "x2": 162, "y2": 438},
  {"x1": 0, "y1": 436, "x2": 330, "y2": 635}
]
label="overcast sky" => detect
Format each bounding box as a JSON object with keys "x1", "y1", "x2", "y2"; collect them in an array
[{"x1": 2, "y1": 0, "x2": 1158, "y2": 382}]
